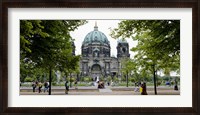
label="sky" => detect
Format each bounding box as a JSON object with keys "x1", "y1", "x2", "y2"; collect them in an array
[{"x1": 70, "y1": 20, "x2": 137, "y2": 58}]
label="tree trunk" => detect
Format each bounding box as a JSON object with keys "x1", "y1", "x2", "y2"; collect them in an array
[
  {"x1": 49, "y1": 67, "x2": 52, "y2": 95},
  {"x1": 153, "y1": 65, "x2": 157, "y2": 95},
  {"x1": 70, "y1": 73, "x2": 72, "y2": 88},
  {"x1": 126, "y1": 71, "x2": 128, "y2": 87},
  {"x1": 77, "y1": 73, "x2": 79, "y2": 81}
]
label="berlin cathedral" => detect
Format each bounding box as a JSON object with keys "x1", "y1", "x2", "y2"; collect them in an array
[{"x1": 73, "y1": 23, "x2": 130, "y2": 79}]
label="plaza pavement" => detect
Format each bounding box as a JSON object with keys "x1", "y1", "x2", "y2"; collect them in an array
[{"x1": 20, "y1": 86, "x2": 180, "y2": 95}]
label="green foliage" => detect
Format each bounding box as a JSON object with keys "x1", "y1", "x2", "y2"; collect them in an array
[
  {"x1": 20, "y1": 20, "x2": 86, "y2": 67},
  {"x1": 129, "y1": 77, "x2": 135, "y2": 82},
  {"x1": 20, "y1": 20, "x2": 86, "y2": 55},
  {"x1": 20, "y1": 20, "x2": 87, "y2": 83},
  {"x1": 111, "y1": 20, "x2": 180, "y2": 74},
  {"x1": 162, "y1": 76, "x2": 170, "y2": 81},
  {"x1": 52, "y1": 82, "x2": 56, "y2": 86},
  {"x1": 20, "y1": 20, "x2": 87, "y2": 94},
  {"x1": 161, "y1": 76, "x2": 179, "y2": 82},
  {"x1": 80, "y1": 77, "x2": 84, "y2": 82},
  {"x1": 117, "y1": 82, "x2": 134, "y2": 86},
  {"x1": 77, "y1": 82, "x2": 92, "y2": 86},
  {"x1": 174, "y1": 76, "x2": 180, "y2": 83},
  {"x1": 120, "y1": 58, "x2": 136, "y2": 75},
  {"x1": 121, "y1": 75, "x2": 126, "y2": 81},
  {"x1": 20, "y1": 20, "x2": 48, "y2": 53},
  {"x1": 51, "y1": 70, "x2": 57, "y2": 82},
  {"x1": 106, "y1": 76, "x2": 112, "y2": 82},
  {"x1": 24, "y1": 77, "x2": 33, "y2": 82},
  {"x1": 65, "y1": 77, "x2": 70, "y2": 81},
  {"x1": 70, "y1": 77, "x2": 75, "y2": 82},
  {"x1": 82, "y1": 76, "x2": 92, "y2": 82},
  {"x1": 111, "y1": 20, "x2": 180, "y2": 93},
  {"x1": 112, "y1": 76, "x2": 119, "y2": 83},
  {"x1": 99, "y1": 76, "x2": 104, "y2": 81}
]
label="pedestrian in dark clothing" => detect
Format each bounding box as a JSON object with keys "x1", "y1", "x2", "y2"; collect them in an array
[
  {"x1": 174, "y1": 80, "x2": 178, "y2": 90},
  {"x1": 65, "y1": 81, "x2": 69, "y2": 94},
  {"x1": 107, "y1": 82, "x2": 110, "y2": 86},
  {"x1": 74, "y1": 80, "x2": 78, "y2": 89},
  {"x1": 141, "y1": 82, "x2": 148, "y2": 95},
  {"x1": 44, "y1": 82, "x2": 49, "y2": 93},
  {"x1": 32, "y1": 82, "x2": 36, "y2": 92}
]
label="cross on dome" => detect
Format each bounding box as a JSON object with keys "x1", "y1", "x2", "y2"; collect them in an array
[{"x1": 94, "y1": 21, "x2": 98, "y2": 31}]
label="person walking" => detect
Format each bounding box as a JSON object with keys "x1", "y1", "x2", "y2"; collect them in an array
[
  {"x1": 134, "y1": 82, "x2": 139, "y2": 92},
  {"x1": 43, "y1": 81, "x2": 49, "y2": 93},
  {"x1": 141, "y1": 82, "x2": 148, "y2": 95},
  {"x1": 174, "y1": 80, "x2": 178, "y2": 90},
  {"x1": 32, "y1": 81, "x2": 36, "y2": 92},
  {"x1": 38, "y1": 82, "x2": 42, "y2": 93},
  {"x1": 107, "y1": 81, "x2": 110, "y2": 86},
  {"x1": 74, "y1": 80, "x2": 78, "y2": 89},
  {"x1": 139, "y1": 82, "x2": 143, "y2": 93},
  {"x1": 35, "y1": 81, "x2": 38, "y2": 92},
  {"x1": 65, "y1": 81, "x2": 69, "y2": 94}
]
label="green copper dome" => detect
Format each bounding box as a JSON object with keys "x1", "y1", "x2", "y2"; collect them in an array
[
  {"x1": 117, "y1": 38, "x2": 128, "y2": 44},
  {"x1": 82, "y1": 23, "x2": 110, "y2": 45}
]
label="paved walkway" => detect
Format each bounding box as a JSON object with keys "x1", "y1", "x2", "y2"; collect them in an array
[
  {"x1": 20, "y1": 90, "x2": 180, "y2": 95},
  {"x1": 20, "y1": 85, "x2": 178, "y2": 90},
  {"x1": 99, "y1": 88, "x2": 112, "y2": 92},
  {"x1": 20, "y1": 86, "x2": 180, "y2": 95}
]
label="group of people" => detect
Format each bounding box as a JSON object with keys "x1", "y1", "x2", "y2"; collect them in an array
[
  {"x1": 97, "y1": 81, "x2": 105, "y2": 89},
  {"x1": 134, "y1": 82, "x2": 148, "y2": 95},
  {"x1": 32, "y1": 81, "x2": 49, "y2": 93},
  {"x1": 165, "y1": 80, "x2": 179, "y2": 90},
  {"x1": 32, "y1": 80, "x2": 78, "y2": 94},
  {"x1": 134, "y1": 80, "x2": 179, "y2": 95}
]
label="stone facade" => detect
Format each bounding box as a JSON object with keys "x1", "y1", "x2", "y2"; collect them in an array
[{"x1": 78, "y1": 23, "x2": 130, "y2": 79}]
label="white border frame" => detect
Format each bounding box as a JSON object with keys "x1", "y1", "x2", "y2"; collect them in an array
[{"x1": 8, "y1": 8, "x2": 192, "y2": 107}]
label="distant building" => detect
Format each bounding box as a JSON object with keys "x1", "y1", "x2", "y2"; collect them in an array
[{"x1": 73, "y1": 22, "x2": 130, "y2": 80}]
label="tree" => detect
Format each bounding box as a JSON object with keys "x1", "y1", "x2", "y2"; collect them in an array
[
  {"x1": 60, "y1": 55, "x2": 81, "y2": 88},
  {"x1": 111, "y1": 20, "x2": 180, "y2": 94},
  {"x1": 20, "y1": 20, "x2": 87, "y2": 95},
  {"x1": 120, "y1": 58, "x2": 136, "y2": 87}
]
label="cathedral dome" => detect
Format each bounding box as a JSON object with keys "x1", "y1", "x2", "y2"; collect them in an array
[{"x1": 82, "y1": 22, "x2": 110, "y2": 45}]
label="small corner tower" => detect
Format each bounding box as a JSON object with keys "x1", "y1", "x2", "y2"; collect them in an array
[{"x1": 117, "y1": 39, "x2": 130, "y2": 58}]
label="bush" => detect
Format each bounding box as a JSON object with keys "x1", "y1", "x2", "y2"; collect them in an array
[
  {"x1": 24, "y1": 77, "x2": 33, "y2": 82},
  {"x1": 84, "y1": 77, "x2": 91, "y2": 82},
  {"x1": 21, "y1": 82, "x2": 32, "y2": 87},
  {"x1": 80, "y1": 77, "x2": 84, "y2": 82},
  {"x1": 113, "y1": 77, "x2": 119, "y2": 83},
  {"x1": 52, "y1": 82, "x2": 56, "y2": 86},
  {"x1": 79, "y1": 76, "x2": 92, "y2": 82},
  {"x1": 157, "y1": 81, "x2": 162, "y2": 86},
  {"x1": 129, "y1": 77, "x2": 135, "y2": 82},
  {"x1": 118, "y1": 82, "x2": 127, "y2": 86},
  {"x1": 76, "y1": 82, "x2": 92, "y2": 86},
  {"x1": 70, "y1": 77, "x2": 75, "y2": 82},
  {"x1": 121, "y1": 76, "x2": 126, "y2": 81},
  {"x1": 99, "y1": 76, "x2": 104, "y2": 81},
  {"x1": 107, "y1": 76, "x2": 112, "y2": 81}
]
